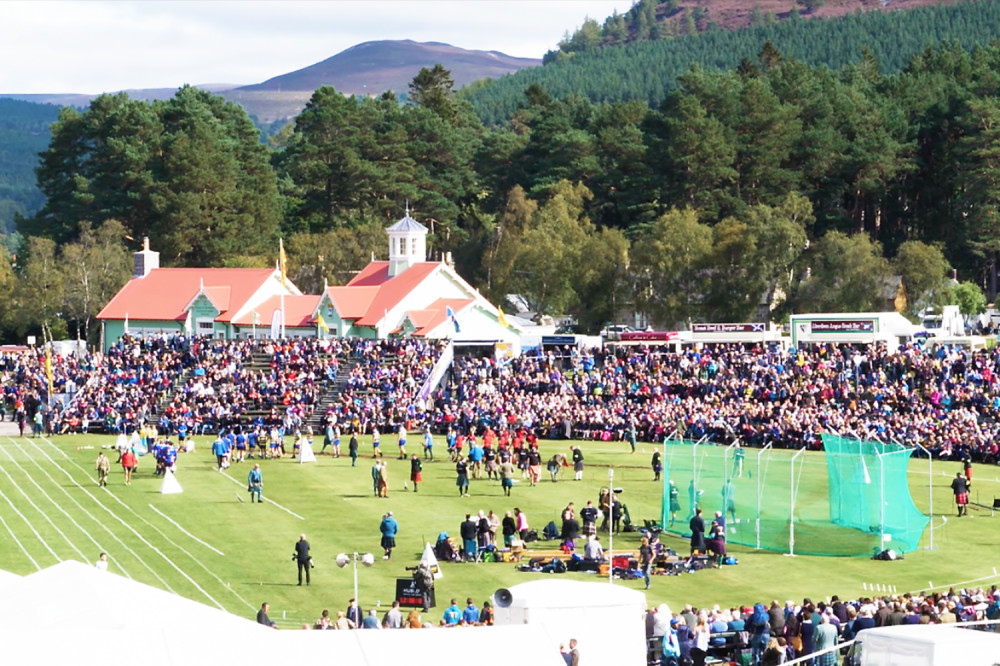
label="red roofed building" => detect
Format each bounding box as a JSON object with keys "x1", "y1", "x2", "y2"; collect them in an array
[
  {"x1": 97, "y1": 214, "x2": 521, "y2": 350},
  {"x1": 314, "y1": 212, "x2": 520, "y2": 347},
  {"x1": 96, "y1": 238, "x2": 302, "y2": 350}
]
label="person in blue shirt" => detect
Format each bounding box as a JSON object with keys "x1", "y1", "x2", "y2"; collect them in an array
[
  {"x1": 247, "y1": 463, "x2": 263, "y2": 503},
  {"x1": 423, "y1": 428, "x2": 434, "y2": 460},
  {"x1": 443, "y1": 599, "x2": 461, "y2": 626},
  {"x1": 462, "y1": 598, "x2": 480, "y2": 625},
  {"x1": 235, "y1": 430, "x2": 247, "y2": 463},
  {"x1": 163, "y1": 444, "x2": 178, "y2": 473},
  {"x1": 212, "y1": 435, "x2": 229, "y2": 470},
  {"x1": 379, "y1": 511, "x2": 399, "y2": 560}
]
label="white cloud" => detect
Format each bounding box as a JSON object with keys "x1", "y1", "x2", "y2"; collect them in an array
[{"x1": 0, "y1": 0, "x2": 635, "y2": 93}]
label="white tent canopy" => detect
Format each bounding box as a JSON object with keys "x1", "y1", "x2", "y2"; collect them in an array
[
  {"x1": 492, "y1": 579, "x2": 648, "y2": 666},
  {"x1": 1, "y1": 561, "x2": 569, "y2": 666}
]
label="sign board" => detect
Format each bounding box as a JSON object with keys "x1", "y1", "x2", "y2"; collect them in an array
[
  {"x1": 541, "y1": 335, "x2": 576, "y2": 346},
  {"x1": 691, "y1": 323, "x2": 765, "y2": 334},
  {"x1": 808, "y1": 320, "x2": 875, "y2": 333},
  {"x1": 619, "y1": 331, "x2": 679, "y2": 342},
  {"x1": 395, "y1": 577, "x2": 435, "y2": 608}
]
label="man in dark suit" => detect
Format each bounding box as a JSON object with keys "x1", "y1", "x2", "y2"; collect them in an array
[
  {"x1": 257, "y1": 602, "x2": 277, "y2": 628},
  {"x1": 294, "y1": 534, "x2": 311, "y2": 585}
]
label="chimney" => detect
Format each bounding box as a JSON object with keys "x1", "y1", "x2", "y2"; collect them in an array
[{"x1": 133, "y1": 237, "x2": 160, "y2": 278}]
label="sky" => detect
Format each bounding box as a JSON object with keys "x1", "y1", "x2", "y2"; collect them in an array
[{"x1": 2, "y1": 0, "x2": 637, "y2": 94}]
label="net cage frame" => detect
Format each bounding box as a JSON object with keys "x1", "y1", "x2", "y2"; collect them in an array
[{"x1": 659, "y1": 434, "x2": 929, "y2": 557}]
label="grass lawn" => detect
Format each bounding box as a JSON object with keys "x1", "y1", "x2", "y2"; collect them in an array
[{"x1": 0, "y1": 433, "x2": 998, "y2": 628}]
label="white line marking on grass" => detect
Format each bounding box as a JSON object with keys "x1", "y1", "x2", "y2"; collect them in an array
[
  {"x1": 18, "y1": 439, "x2": 175, "y2": 590},
  {"x1": 0, "y1": 444, "x2": 94, "y2": 563},
  {"x1": 29, "y1": 439, "x2": 205, "y2": 600},
  {"x1": 37, "y1": 437, "x2": 252, "y2": 612},
  {"x1": 9, "y1": 439, "x2": 135, "y2": 580},
  {"x1": 0, "y1": 461, "x2": 66, "y2": 563},
  {"x1": 220, "y1": 470, "x2": 304, "y2": 520},
  {"x1": 148, "y1": 505, "x2": 225, "y2": 556},
  {"x1": 0, "y1": 502, "x2": 40, "y2": 570}
]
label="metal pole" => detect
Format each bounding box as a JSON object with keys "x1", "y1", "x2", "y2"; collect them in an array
[
  {"x1": 756, "y1": 443, "x2": 772, "y2": 550},
  {"x1": 879, "y1": 452, "x2": 886, "y2": 553},
  {"x1": 788, "y1": 448, "x2": 806, "y2": 556},
  {"x1": 608, "y1": 468, "x2": 614, "y2": 585},
  {"x1": 353, "y1": 552, "x2": 360, "y2": 609}
]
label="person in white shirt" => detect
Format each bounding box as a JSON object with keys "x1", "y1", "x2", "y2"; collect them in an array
[{"x1": 95, "y1": 552, "x2": 108, "y2": 571}]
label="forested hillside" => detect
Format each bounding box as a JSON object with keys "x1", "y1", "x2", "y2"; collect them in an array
[
  {"x1": 0, "y1": 99, "x2": 60, "y2": 236},
  {"x1": 464, "y1": 0, "x2": 1000, "y2": 125}
]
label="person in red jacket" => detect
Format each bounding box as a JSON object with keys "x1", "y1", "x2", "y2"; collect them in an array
[{"x1": 121, "y1": 447, "x2": 137, "y2": 486}]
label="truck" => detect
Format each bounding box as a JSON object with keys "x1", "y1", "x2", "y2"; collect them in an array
[{"x1": 843, "y1": 624, "x2": 1000, "y2": 666}]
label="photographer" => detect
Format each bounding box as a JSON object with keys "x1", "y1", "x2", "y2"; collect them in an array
[
  {"x1": 293, "y1": 534, "x2": 312, "y2": 586},
  {"x1": 413, "y1": 562, "x2": 434, "y2": 611}
]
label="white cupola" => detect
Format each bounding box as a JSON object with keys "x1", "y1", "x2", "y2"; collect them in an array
[
  {"x1": 386, "y1": 206, "x2": 428, "y2": 277},
  {"x1": 133, "y1": 236, "x2": 160, "y2": 278}
]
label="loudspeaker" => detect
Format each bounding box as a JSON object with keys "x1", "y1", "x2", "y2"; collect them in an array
[{"x1": 494, "y1": 588, "x2": 513, "y2": 607}]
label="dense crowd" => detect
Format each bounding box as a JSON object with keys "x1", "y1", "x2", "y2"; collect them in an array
[
  {"x1": 7, "y1": 337, "x2": 1000, "y2": 470},
  {"x1": 421, "y1": 342, "x2": 1000, "y2": 464},
  {"x1": 649, "y1": 585, "x2": 1000, "y2": 665}
]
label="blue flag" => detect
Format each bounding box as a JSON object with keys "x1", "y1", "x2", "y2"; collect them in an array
[{"x1": 446, "y1": 306, "x2": 460, "y2": 333}]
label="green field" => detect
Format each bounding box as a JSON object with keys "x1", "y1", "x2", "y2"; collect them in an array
[{"x1": 0, "y1": 434, "x2": 998, "y2": 628}]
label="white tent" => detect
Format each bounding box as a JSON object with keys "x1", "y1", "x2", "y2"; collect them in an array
[
  {"x1": 160, "y1": 468, "x2": 183, "y2": 494},
  {"x1": 492, "y1": 579, "x2": 648, "y2": 666},
  {"x1": 297, "y1": 440, "x2": 316, "y2": 463},
  {"x1": 419, "y1": 542, "x2": 442, "y2": 578},
  {"x1": 0, "y1": 560, "x2": 277, "y2": 665},
  {"x1": 0, "y1": 561, "x2": 568, "y2": 666}
]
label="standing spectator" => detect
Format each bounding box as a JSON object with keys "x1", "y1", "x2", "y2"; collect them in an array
[
  {"x1": 460, "y1": 513, "x2": 478, "y2": 561},
  {"x1": 456, "y1": 456, "x2": 470, "y2": 497},
  {"x1": 580, "y1": 500, "x2": 598, "y2": 538},
  {"x1": 247, "y1": 463, "x2": 263, "y2": 503},
  {"x1": 383, "y1": 600, "x2": 403, "y2": 629},
  {"x1": 651, "y1": 448, "x2": 662, "y2": 481},
  {"x1": 362, "y1": 609, "x2": 380, "y2": 628},
  {"x1": 349, "y1": 431, "x2": 359, "y2": 467},
  {"x1": 639, "y1": 536, "x2": 654, "y2": 590},
  {"x1": 689, "y1": 509, "x2": 706, "y2": 556},
  {"x1": 378, "y1": 460, "x2": 389, "y2": 498},
  {"x1": 572, "y1": 445, "x2": 584, "y2": 481},
  {"x1": 397, "y1": 423, "x2": 407, "y2": 459},
  {"x1": 121, "y1": 447, "x2": 137, "y2": 486},
  {"x1": 502, "y1": 510, "x2": 517, "y2": 547},
  {"x1": 951, "y1": 472, "x2": 969, "y2": 517},
  {"x1": 748, "y1": 603, "x2": 771, "y2": 665},
  {"x1": 294, "y1": 534, "x2": 311, "y2": 586},
  {"x1": 346, "y1": 599, "x2": 362, "y2": 628},
  {"x1": 499, "y1": 457, "x2": 515, "y2": 496},
  {"x1": 371, "y1": 460, "x2": 382, "y2": 496},
  {"x1": 692, "y1": 611, "x2": 711, "y2": 666},
  {"x1": 515, "y1": 507, "x2": 530, "y2": 541},
  {"x1": 423, "y1": 428, "x2": 434, "y2": 461},
  {"x1": 814, "y1": 613, "x2": 839, "y2": 665},
  {"x1": 95, "y1": 451, "x2": 110, "y2": 487},
  {"x1": 379, "y1": 511, "x2": 398, "y2": 560},
  {"x1": 372, "y1": 426, "x2": 382, "y2": 458},
  {"x1": 410, "y1": 454, "x2": 422, "y2": 492},
  {"x1": 413, "y1": 563, "x2": 434, "y2": 612}
]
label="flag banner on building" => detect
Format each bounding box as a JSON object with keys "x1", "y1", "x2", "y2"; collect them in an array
[
  {"x1": 270, "y1": 309, "x2": 283, "y2": 340},
  {"x1": 498, "y1": 307, "x2": 509, "y2": 329},
  {"x1": 317, "y1": 311, "x2": 330, "y2": 333},
  {"x1": 279, "y1": 239, "x2": 288, "y2": 287},
  {"x1": 446, "y1": 306, "x2": 460, "y2": 333}
]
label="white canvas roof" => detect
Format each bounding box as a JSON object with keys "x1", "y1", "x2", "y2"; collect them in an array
[{"x1": 0, "y1": 561, "x2": 567, "y2": 666}]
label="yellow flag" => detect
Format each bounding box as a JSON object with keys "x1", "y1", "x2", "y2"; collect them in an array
[
  {"x1": 498, "y1": 307, "x2": 509, "y2": 328},
  {"x1": 45, "y1": 346, "x2": 53, "y2": 397},
  {"x1": 317, "y1": 311, "x2": 330, "y2": 333},
  {"x1": 279, "y1": 238, "x2": 288, "y2": 287}
]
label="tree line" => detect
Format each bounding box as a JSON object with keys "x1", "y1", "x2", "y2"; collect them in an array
[
  {"x1": 468, "y1": 0, "x2": 1000, "y2": 125},
  {"x1": 8, "y1": 39, "x2": 1000, "y2": 343}
]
